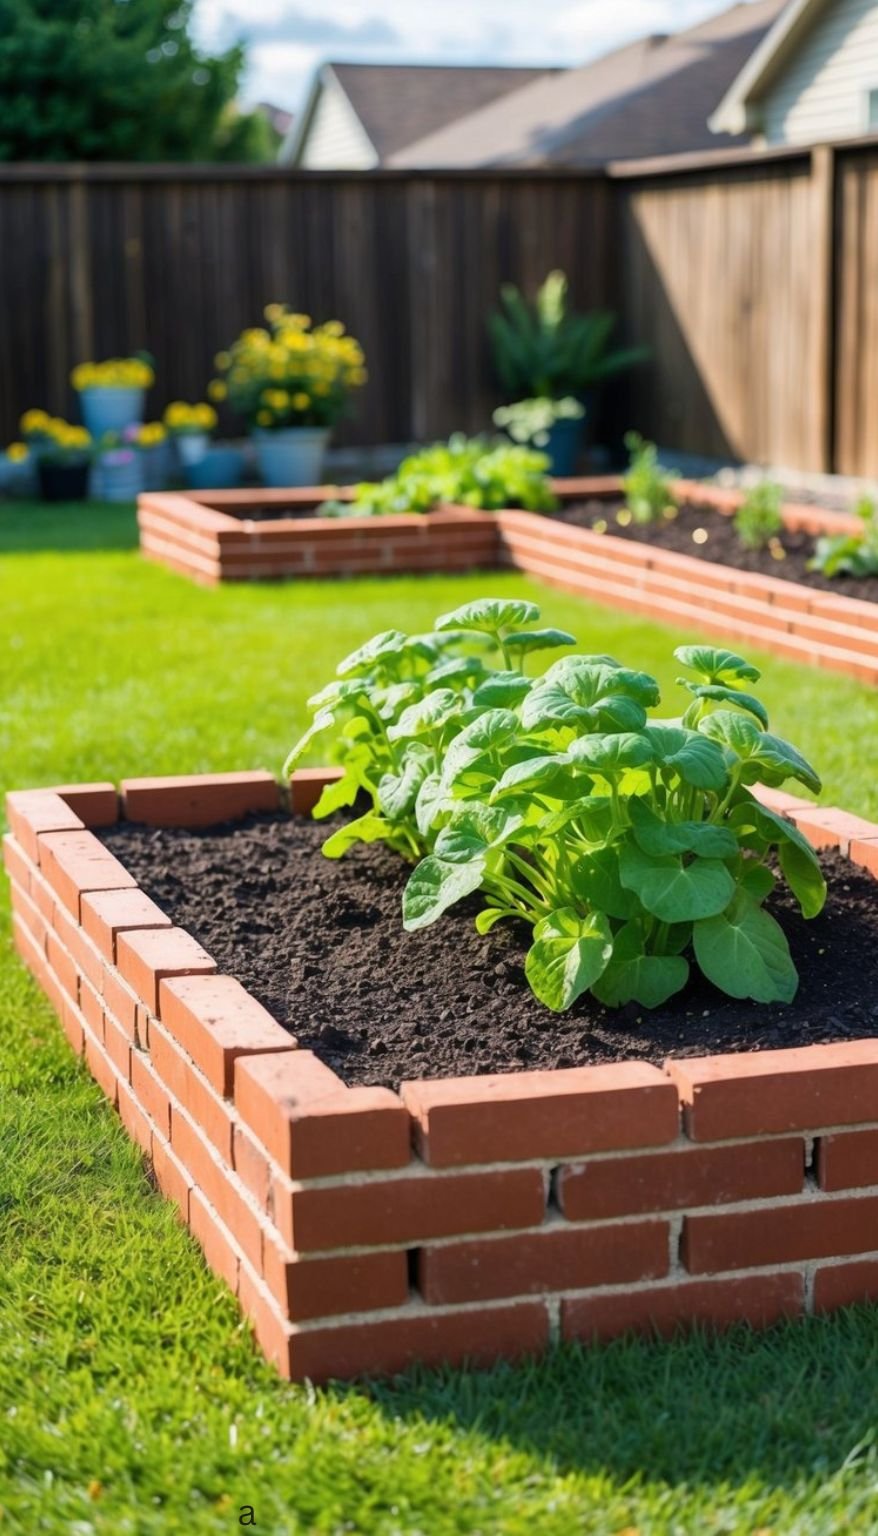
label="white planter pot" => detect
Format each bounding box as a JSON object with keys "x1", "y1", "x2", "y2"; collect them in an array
[
  {"x1": 252, "y1": 427, "x2": 329, "y2": 488},
  {"x1": 175, "y1": 432, "x2": 211, "y2": 468},
  {"x1": 78, "y1": 386, "x2": 146, "y2": 440}
]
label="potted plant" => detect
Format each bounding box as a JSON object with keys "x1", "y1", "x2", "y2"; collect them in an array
[
  {"x1": 136, "y1": 421, "x2": 171, "y2": 491},
  {"x1": 0, "y1": 438, "x2": 34, "y2": 496},
  {"x1": 489, "y1": 271, "x2": 648, "y2": 466},
  {"x1": 162, "y1": 401, "x2": 217, "y2": 469},
  {"x1": 27, "y1": 418, "x2": 93, "y2": 501},
  {"x1": 209, "y1": 304, "x2": 368, "y2": 487},
  {"x1": 71, "y1": 356, "x2": 154, "y2": 439},
  {"x1": 492, "y1": 396, "x2": 586, "y2": 477},
  {"x1": 92, "y1": 426, "x2": 146, "y2": 502}
]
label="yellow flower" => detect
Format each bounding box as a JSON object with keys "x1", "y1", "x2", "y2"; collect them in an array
[
  {"x1": 6, "y1": 441, "x2": 28, "y2": 462},
  {"x1": 287, "y1": 313, "x2": 311, "y2": 330},
  {"x1": 264, "y1": 303, "x2": 286, "y2": 324},
  {"x1": 194, "y1": 403, "x2": 217, "y2": 430},
  {"x1": 71, "y1": 356, "x2": 153, "y2": 389},
  {"x1": 323, "y1": 320, "x2": 345, "y2": 338},
  {"x1": 292, "y1": 391, "x2": 311, "y2": 410},
  {"x1": 20, "y1": 408, "x2": 51, "y2": 436},
  {"x1": 207, "y1": 379, "x2": 227, "y2": 402},
  {"x1": 137, "y1": 422, "x2": 166, "y2": 447},
  {"x1": 213, "y1": 351, "x2": 231, "y2": 371}
]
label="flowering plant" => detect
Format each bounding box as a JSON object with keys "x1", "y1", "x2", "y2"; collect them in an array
[
  {"x1": 134, "y1": 421, "x2": 167, "y2": 449},
  {"x1": 5, "y1": 441, "x2": 28, "y2": 463},
  {"x1": 209, "y1": 304, "x2": 367, "y2": 431},
  {"x1": 21, "y1": 414, "x2": 93, "y2": 465},
  {"x1": 163, "y1": 401, "x2": 217, "y2": 437},
  {"x1": 71, "y1": 357, "x2": 154, "y2": 390}
]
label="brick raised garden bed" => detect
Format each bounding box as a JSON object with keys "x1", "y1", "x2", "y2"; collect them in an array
[
  {"x1": 7, "y1": 768, "x2": 878, "y2": 1383},
  {"x1": 138, "y1": 480, "x2": 878, "y2": 687}
]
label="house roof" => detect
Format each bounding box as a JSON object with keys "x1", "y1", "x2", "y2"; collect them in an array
[
  {"x1": 295, "y1": 62, "x2": 557, "y2": 165},
  {"x1": 388, "y1": 0, "x2": 788, "y2": 167},
  {"x1": 709, "y1": 0, "x2": 829, "y2": 133}
]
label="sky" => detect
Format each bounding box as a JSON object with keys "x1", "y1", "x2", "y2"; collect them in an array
[{"x1": 193, "y1": 0, "x2": 754, "y2": 115}]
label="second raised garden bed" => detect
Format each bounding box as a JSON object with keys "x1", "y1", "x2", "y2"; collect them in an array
[{"x1": 139, "y1": 479, "x2": 878, "y2": 687}]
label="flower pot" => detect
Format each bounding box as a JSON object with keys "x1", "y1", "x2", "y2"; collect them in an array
[
  {"x1": 184, "y1": 446, "x2": 245, "y2": 490},
  {"x1": 37, "y1": 460, "x2": 90, "y2": 502},
  {"x1": 175, "y1": 432, "x2": 211, "y2": 468},
  {"x1": 77, "y1": 386, "x2": 146, "y2": 440},
  {"x1": 92, "y1": 451, "x2": 145, "y2": 503},
  {"x1": 542, "y1": 416, "x2": 585, "y2": 477},
  {"x1": 141, "y1": 439, "x2": 172, "y2": 492},
  {"x1": 252, "y1": 427, "x2": 329, "y2": 488}
]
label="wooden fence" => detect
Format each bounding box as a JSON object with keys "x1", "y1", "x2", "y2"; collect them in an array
[{"x1": 1, "y1": 142, "x2": 877, "y2": 474}]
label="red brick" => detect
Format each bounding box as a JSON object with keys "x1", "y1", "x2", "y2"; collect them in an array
[
  {"x1": 9, "y1": 879, "x2": 46, "y2": 949},
  {"x1": 237, "y1": 1261, "x2": 295, "y2": 1372},
  {"x1": 47, "y1": 782, "x2": 118, "y2": 826},
  {"x1": 81, "y1": 887, "x2": 172, "y2": 962},
  {"x1": 117, "y1": 1077, "x2": 152, "y2": 1155},
  {"x1": 289, "y1": 767, "x2": 343, "y2": 816},
  {"x1": 52, "y1": 903, "x2": 103, "y2": 992},
  {"x1": 787, "y1": 806, "x2": 878, "y2": 854},
  {"x1": 79, "y1": 977, "x2": 104, "y2": 1038},
  {"x1": 419, "y1": 1219, "x2": 668, "y2": 1305},
  {"x1": 234, "y1": 1123, "x2": 272, "y2": 1209},
  {"x1": 11, "y1": 913, "x2": 45, "y2": 983},
  {"x1": 45, "y1": 928, "x2": 78, "y2": 1006},
  {"x1": 84, "y1": 1030, "x2": 120, "y2": 1106},
  {"x1": 116, "y1": 927, "x2": 215, "y2": 1014},
  {"x1": 189, "y1": 1188, "x2": 241, "y2": 1295},
  {"x1": 562, "y1": 1273, "x2": 803, "y2": 1342},
  {"x1": 263, "y1": 1237, "x2": 409, "y2": 1322},
  {"x1": 5, "y1": 790, "x2": 84, "y2": 862},
  {"x1": 30, "y1": 869, "x2": 56, "y2": 924},
  {"x1": 160, "y1": 974, "x2": 292, "y2": 1097},
  {"x1": 402, "y1": 1062, "x2": 679, "y2": 1168},
  {"x1": 149, "y1": 1018, "x2": 235, "y2": 1162},
  {"x1": 559, "y1": 1139, "x2": 805, "y2": 1220},
  {"x1": 286, "y1": 1300, "x2": 550, "y2": 1385},
  {"x1": 667, "y1": 1040, "x2": 878, "y2": 1141},
  {"x1": 101, "y1": 965, "x2": 139, "y2": 1040},
  {"x1": 171, "y1": 1106, "x2": 262, "y2": 1271},
  {"x1": 850, "y1": 836, "x2": 878, "y2": 878},
  {"x1": 60, "y1": 995, "x2": 86, "y2": 1056},
  {"x1": 38, "y1": 829, "x2": 136, "y2": 918},
  {"x1": 2, "y1": 833, "x2": 32, "y2": 893},
  {"x1": 817, "y1": 1129, "x2": 878, "y2": 1192},
  {"x1": 103, "y1": 1008, "x2": 133, "y2": 1080},
  {"x1": 271, "y1": 1167, "x2": 547, "y2": 1254},
  {"x1": 235, "y1": 1051, "x2": 409, "y2": 1178},
  {"x1": 151, "y1": 1133, "x2": 192, "y2": 1221},
  {"x1": 130, "y1": 1051, "x2": 171, "y2": 1140},
  {"x1": 682, "y1": 1194, "x2": 878, "y2": 1273},
  {"x1": 121, "y1": 771, "x2": 280, "y2": 828},
  {"x1": 813, "y1": 1259, "x2": 878, "y2": 1313}
]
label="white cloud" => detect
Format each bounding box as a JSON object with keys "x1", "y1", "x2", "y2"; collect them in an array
[{"x1": 193, "y1": 0, "x2": 756, "y2": 112}]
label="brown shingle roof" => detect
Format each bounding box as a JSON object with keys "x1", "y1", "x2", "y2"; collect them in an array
[
  {"x1": 388, "y1": 0, "x2": 789, "y2": 167},
  {"x1": 329, "y1": 62, "x2": 557, "y2": 161}
]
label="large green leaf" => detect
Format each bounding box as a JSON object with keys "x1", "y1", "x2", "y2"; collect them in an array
[
  {"x1": 674, "y1": 645, "x2": 761, "y2": 687},
  {"x1": 312, "y1": 771, "x2": 361, "y2": 820},
  {"x1": 570, "y1": 848, "x2": 638, "y2": 920},
  {"x1": 729, "y1": 799, "x2": 826, "y2": 918},
  {"x1": 321, "y1": 811, "x2": 394, "y2": 859},
  {"x1": 645, "y1": 724, "x2": 728, "y2": 791},
  {"x1": 490, "y1": 753, "x2": 583, "y2": 803},
  {"x1": 678, "y1": 681, "x2": 769, "y2": 729},
  {"x1": 693, "y1": 893, "x2": 798, "y2": 1003},
  {"x1": 434, "y1": 804, "x2": 524, "y2": 864},
  {"x1": 441, "y1": 709, "x2": 520, "y2": 784},
  {"x1": 503, "y1": 628, "x2": 576, "y2": 656},
  {"x1": 472, "y1": 671, "x2": 533, "y2": 709},
  {"x1": 521, "y1": 657, "x2": 655, "y2": 732},
  {"x1": 592, "y1": 922, "x2": 689, "y2": 1008},
  {"x1": 628, "y1": 797, "x2": 738, "y2": 858},
  {"x1": 378, "y1": 755, "x2": 430, "y2": 821},
  {"x1": 567, "y1": 732, "x2": 655, "y2": 774},
  {"x1": 402, "y1": 855, "x2": 486, "y2": 930},
  {"x1": 619, "y1": 844, "x2": 735, "y2": 922},
  {"x1": 434, "y1": 598, "x2": 541, "y2": 636},
  {"x1": 699, "y1": 711, "x2": 821, "y2": 794},
  {"x1": 425, "y1": 655, "x2": 487, "y2": 689},
  {"x1": 387, "y1": 689, "x2": 460, "y2": 742},
  {"x1": 282, "y1": 709, "x2": 336, "y2": 773},
  {"x1": 524, "y1": 907, "x2": 613, "y2": 1012},
  {"x1": 336, "y1": 629, "x2": 408, "y2": 678}
]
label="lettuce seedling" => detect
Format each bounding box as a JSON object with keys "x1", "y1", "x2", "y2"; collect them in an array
[{"x1": 286, "y1": 604, "x2": 825, "y2": 1015}]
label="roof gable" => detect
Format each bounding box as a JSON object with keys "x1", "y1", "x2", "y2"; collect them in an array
[{"x1": 710, "y1": 0, "x2": 836, "y2": 132}]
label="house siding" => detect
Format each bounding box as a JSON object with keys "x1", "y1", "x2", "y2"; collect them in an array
[
  {"x1": 758, "y1": 0, "x2": 878, "y2": 144},
  {"x1": 297, "y1": 77, "x2": 378, "y2": 169}
]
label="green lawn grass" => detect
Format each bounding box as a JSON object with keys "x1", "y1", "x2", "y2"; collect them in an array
[{"x1": 3, "y1": 499, "x2": 878, "y2": 1535}]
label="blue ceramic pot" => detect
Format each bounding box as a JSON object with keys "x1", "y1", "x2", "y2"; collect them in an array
[
  {"x1": 542, "y1": 417, "x2": 585, "y2": 478},
  {"x1": 92, "y1": 451, "x2": 144, "y2": 503},
  {"x1": 184, "y1": 446, "x2": 245, "y2": 490},
  {"x1": 78, "y1": 386, "x2": 146, "y2": 439},
  {"x1": 252, "y1": 427, "x2": 329, "y2": 488}
]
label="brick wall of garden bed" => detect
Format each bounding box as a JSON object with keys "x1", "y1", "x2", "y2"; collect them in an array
[
  {"x1": 6, "y1": 769, "x2": 878, "y2": 1383},
  {"x1": 138, "y1": 481, "x2": 878, "y2": 687}
]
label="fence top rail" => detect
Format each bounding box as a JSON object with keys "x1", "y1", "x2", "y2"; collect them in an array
[
  {"x1": 608, "y1": 131, "x2": 878, "y2": 181},
  {"x1": 0, "y1": 161, "x2": 609, "y2": 185}
]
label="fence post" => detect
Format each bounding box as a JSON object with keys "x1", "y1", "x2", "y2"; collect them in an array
[{"x1": 811, "y1": 143, "x2": 836, "y2": 474}]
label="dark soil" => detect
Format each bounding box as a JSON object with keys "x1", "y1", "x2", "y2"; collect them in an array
[
  {"x1": 552, "y1": 499, "x2": 878, "y2": 604},
  {"x1": 100, "y1": 814, "x2": 878, "y2": 1091}
]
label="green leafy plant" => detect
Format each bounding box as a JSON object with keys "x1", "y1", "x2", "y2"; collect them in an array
[
  {"x1": 286, "y1": 605, "x2": 825, "y2": 1016},
  {"x1": 622, "y1": 432, "x2": 678, "y2": 525},
  {"x1": 493, "y1": 396, "x2": 584, "y2": 448},
  {"x1": 489, "y1": 271, "x2": 648, "y2": 399},
  {"x1": 320, "y1": 435, "x2": 558, "y2": 518},
  {"x1": 734, "y1": 482, "x2": 784, "y2": 551},
  {"x1": 810, "y1": 495, "x2": 878, "y2": 579}
]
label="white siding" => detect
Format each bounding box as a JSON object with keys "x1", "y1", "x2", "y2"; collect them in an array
[
  {"x1": 298, "y1": 77, "x2": 378, "y2": 169},
  {"x1": 758, "y1": 0, "x2": 878, "y2": 144}
]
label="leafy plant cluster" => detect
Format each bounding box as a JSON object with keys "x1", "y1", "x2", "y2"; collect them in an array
[
  {"x1": 493, "y1": 396, "x2": 584, "y2": 448},
  {"x1": 286, "y1": 601, "x2": 825, "y2": 1016},
  {"x1": 622, "y1": 432, "x2": 678, "y2": 524},
  {"x1": 810, "y1": 494, "x2": 878, "y2": 579},
  {"x1": 320, "y1": 435, "x2": 558, "y2": 518},
  {"x1": 489, "y1": 270, "x2": 648, "y2": 400},
  {"x1": 734, "y1": 482, "x2": 784, "y2": 551}
]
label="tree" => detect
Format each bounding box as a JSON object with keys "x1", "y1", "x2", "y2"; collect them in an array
[{"x1": 0, "y1": 0, "x2": 274, "y2": 162}]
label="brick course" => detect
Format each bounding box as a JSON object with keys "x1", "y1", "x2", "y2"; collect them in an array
[{"x1": 7, "y1": 771, "x2": 878, "y2": 1382}]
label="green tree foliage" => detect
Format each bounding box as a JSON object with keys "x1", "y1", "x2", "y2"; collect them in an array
[{"x1": 0, "y1": 0, "x2": 274, "y2": 162}]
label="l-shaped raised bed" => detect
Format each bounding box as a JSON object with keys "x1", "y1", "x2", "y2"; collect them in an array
[
  {"x1": 7, "y1": 767, "x2": 878, "y2": 1383},
  {"x1": 138, "y1": 480, "x2": 878, "y2": 687}
]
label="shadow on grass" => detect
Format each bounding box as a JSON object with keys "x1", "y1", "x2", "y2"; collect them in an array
[
  {"x1": 350, "y1": 1311, "x2": 878, "y2": 1493},
  {"x1": 0, "y1": 499, "x2": 139, "y2": 553}
]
